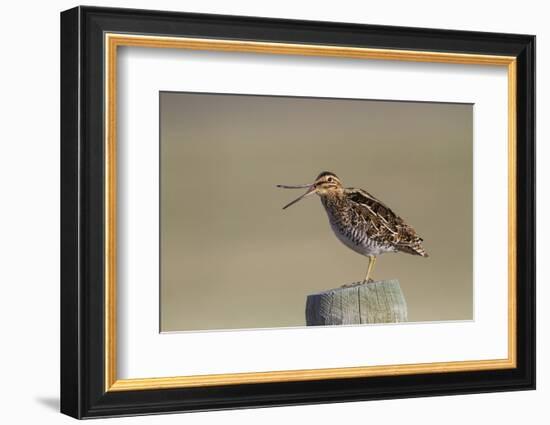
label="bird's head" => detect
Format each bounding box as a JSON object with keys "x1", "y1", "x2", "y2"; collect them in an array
[{"x1": 277, "y1": 171, "x2": 343, "y2": 209}]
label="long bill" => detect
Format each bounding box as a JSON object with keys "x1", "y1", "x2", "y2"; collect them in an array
[{"x1": 276, "y1": 184, "x2": 317, "y2": 209}]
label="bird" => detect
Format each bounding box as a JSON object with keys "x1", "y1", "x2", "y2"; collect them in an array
[{"x1": 277, "y1": 171, "x2": 428, "y2": 285}]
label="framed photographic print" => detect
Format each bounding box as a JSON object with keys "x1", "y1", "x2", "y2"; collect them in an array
[{"x1": 60, "y1": 6, "x2": 535, "y2": 419}]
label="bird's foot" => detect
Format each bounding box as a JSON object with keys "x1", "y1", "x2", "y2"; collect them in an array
[{"x1": 341, "y1": 278, "x2": 374, "y2": 288}]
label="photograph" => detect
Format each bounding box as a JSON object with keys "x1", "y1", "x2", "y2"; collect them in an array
[
  {"x1": 160, "y1": 92, "x2": 473, "y2": 332},
  {"x1": 58, "y1": 5, "x2": 535, "y2": 419}
]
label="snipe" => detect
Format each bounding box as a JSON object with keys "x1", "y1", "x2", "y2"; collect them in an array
[{"x1": 278, "y1": 171, "x2": 428, "y2": 284}]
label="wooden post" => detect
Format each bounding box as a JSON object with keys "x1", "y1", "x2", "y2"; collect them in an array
[{"x1": 305, "y1": 279, "x2": 407, "y2": 325}]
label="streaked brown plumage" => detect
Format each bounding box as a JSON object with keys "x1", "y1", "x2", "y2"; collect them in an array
[{"x1": 277, "y1": 171, "x2": 428, "y2": 284}]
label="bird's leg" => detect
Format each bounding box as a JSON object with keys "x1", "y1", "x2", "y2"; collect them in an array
[
  {"x1": 362, "y1": 256, "x2": 377, "y2": 284},
  {"x1": 342, "y1": 256, "x2": 377, "y2": 288}
]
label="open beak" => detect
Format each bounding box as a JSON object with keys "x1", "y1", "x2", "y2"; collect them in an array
[{"x1": 276, "y1": 183, "x2": 317, "y2": 209}]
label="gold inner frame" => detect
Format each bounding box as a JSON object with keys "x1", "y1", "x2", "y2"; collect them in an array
[{"x1": 104, "y1": 33, "x2": 517, "y2": 392}]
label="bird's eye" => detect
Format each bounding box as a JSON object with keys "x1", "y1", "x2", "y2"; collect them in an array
[{"x1": 327, "y1": 177, "x2": 333, "y2": 183}]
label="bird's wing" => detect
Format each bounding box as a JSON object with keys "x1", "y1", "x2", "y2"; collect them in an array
[
  {"x1": 346, "y1": 188, "x2": 405, "y2": 228},
  {"x1": 346, "y1": 188, "x2": 427, "y2": 256}
]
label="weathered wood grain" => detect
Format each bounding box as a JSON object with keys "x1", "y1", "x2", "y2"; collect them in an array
[{"x1": 305, "y1": 279, "x2": 407, "y2": 325}]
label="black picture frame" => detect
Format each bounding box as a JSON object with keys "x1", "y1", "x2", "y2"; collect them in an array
[{"x1": 61, "y1": 5, "x2": 535, "y2": 419}]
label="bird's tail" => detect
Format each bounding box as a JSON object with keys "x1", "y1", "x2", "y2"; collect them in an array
[
  {"x1": 415, "y1": 246, "x2": 429, "y2": 258},
  {"x1": 398, "y1": 239, "x2": 429, "y2": 257}
]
